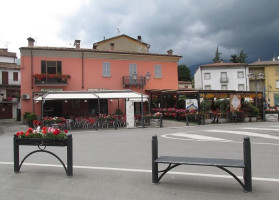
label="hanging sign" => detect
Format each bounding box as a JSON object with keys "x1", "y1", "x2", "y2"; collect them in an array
[
  {"x1": 186, "y1": 99, "x2": 198, "y2": 110},
  {"x1": 230, "y1": 94, "x2": 241, "y2": 111}
]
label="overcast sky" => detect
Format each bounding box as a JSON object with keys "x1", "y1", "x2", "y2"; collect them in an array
[{"x1": 1, "y1": 0, "x2": 279, "y2": 66}]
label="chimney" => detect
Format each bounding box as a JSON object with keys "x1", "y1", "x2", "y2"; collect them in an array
[
  {"x1": 74, "y1": 40, "x2": 81, "y2": 49},
  {"x1": 167, "y1": 49, "x2": 173, "y2": 55},
  {"x1": 258, "y1": 58, "x2": 261, "y2": 62},
  {"x1": 137, "y1": 36, "x2": 142, "y2": 41},
  {"x1": 27, "y1": 37, "x2": 35, "y2": 47}
]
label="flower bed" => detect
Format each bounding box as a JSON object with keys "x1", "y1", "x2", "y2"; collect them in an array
[
  {"x1": 33, "y1": 74, "x2": 71, "y2": 80},
  {"x1": 16, "y1": 127, "x2": 68, "y2": 141}
]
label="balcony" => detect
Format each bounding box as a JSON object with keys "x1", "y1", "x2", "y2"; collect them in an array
[
  {"x1": 122, "y1": 76, "x2": 147, "y2": 87},
  {"x1": 33, "y1": 74, "x2": 70, "y2": 86},
  {"x1": 220, "y1": 77, "x2": 229, "y2": 83},
  {"x1": 34, "y1": 78, "x2": 68, "y2": 86}
]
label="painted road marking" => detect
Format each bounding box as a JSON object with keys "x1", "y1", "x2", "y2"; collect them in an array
[
  {"x1": 1, "y1": 161, "x2": 278, "y2": 183},
  {"x1": 162, "y1": 132, "x2": 231, "y2": 142},
  {"x1": 239, "y1": 127, "x2": 279, "y2": 132},
  {"x1": 206, "y1": 129, "x2": 279, "y2": 140}
]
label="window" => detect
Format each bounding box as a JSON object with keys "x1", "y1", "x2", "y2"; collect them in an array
[
  {"x1": 154, "y1": 64, "x2": 162, "y2": 78},
  {"x1": 204, "y1": 85, "x2": 211, "y2": 90},
  {"x1": 102, "y1": 62, "x2": 111, "y2": 77},
  {"x1": 238, "y1": 71, "x2": 244, "y2": 78},
  {"x1": 204, "y1": 73, "x2": 210, "y2": 80},
  {"x1": 238, "y1": 84, "x2": 245, "y2": 91},
  {"x1": 276, "y1": 67, "x2": 279, "y2": 76},
  {"x1": 220, "y1": 72, "x2": 228, "y2": 82},
  {"x1": 13, "y1": 72, "x2": 18, "y2": 81},
  {"x1": 41, "y1": 61, "x2": 62, "y2": 74},
  {"x1": 221, "y1": 85, "x2": 227, "y2": 90},
  {"x1": 276, "y1": 80, "x2": 279, "y2": 88}
]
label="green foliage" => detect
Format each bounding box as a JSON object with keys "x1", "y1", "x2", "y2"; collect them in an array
[
  {"x1": 200, "y1": 100, "x2": 211, "y2": 114},
  {"x1": 247, "y1": 102, "x2": 259, "y2": 117},
  {"x1": 114, "y1": 108, "x2": 123, "y2": 115},
  {"x1": 213, "y1": 46, "x2": 222, "y2": 63},
  {"x1": 230, "y1": 50, "x2": 248, "y2": 63},
  {"x1": 219, "y1": 99, "x2": 230, "y2": 114},
  {"x1": 178, "y1": 64, "x2": 192, "y2": 81},
  {"x1": 23, "y1": 112, "x2": 31, "y2": 120},
  {"x1": 26, "y1": 113, "x2": 37, "y2": 123}
]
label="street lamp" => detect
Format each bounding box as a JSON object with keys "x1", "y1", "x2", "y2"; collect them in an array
[
  {"x1": 132, "y1": 72, "x2": 151, "y2": 127},
  {"x1": 248, "y1": 72, "x2": 264, "y2": 108}
]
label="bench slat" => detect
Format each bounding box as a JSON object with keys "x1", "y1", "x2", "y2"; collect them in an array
[{"x1": 155, "y1": 156, "x2": 245, "y2": 168}]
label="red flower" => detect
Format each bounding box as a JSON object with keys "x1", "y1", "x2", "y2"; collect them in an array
[
  {"x1": 64, "y1": 130, "x2": 68, "y2": 133},
  {"x1": 27, "y1": 128, "x2": 33, "y2": 133},
  {"x1": 25, "y1": 131, "x2": 30, "y2": 136},
  {"x1": 53, "y1": 129, "x2": 61, "y2": 135}
]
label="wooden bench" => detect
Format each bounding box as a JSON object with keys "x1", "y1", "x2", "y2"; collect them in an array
[{"x1": 152, "y1": 136, "x2": 252, "y2": 192}]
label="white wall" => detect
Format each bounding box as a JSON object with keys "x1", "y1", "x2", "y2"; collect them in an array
[
  {"x1": 0, "y1": 56, "x2": 16, "y2": 63},
  {"x1": 194, "y1": 68, "x2": 202, "y2": 89},
  {"x1": 195, "y1": 65, "x2": 249, "y2": 91},
  {"x1": 0, "y1": 69, "x2": 21, "y2": 86}
]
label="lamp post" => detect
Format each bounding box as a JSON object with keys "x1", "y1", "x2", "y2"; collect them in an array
[
  {"x1": 248, "y1": 72, "x2": 265, "y2": 109},
  {"x1": 132, "y1": 72, "x2": 151, "y2": 127}
]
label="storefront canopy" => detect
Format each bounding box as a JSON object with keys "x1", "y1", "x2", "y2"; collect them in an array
[{"x1": 34, "y1": 90, "x2": 148, "y2": 101}]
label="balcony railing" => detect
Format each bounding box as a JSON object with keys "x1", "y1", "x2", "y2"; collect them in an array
[
  {"x1": 220, "y1": 77, "x2": 229, "y2": 83},
  {"x1": 34, "y1": 78, "x2": 68, "y2": 86},
  {"x1": 122, "y1": 76, "x2": 146, "y2": 87}
]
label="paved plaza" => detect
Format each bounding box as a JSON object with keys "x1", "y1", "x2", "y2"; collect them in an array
[{"x1": 0, "y1": 119, "x2": 279, "y2": 200}]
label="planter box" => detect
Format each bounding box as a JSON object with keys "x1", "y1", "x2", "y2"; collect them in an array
[
  {"x1": 244, "y1": 117, "x2": 249, "y2": 123},
  {"x1": 14, "y1": 134, "x2": 73, "y2": 176},
  {"x1": 265, "y1": 114, "x2": 278, "y2": 121},
  {"x1": 249, "y1": 117, "x2": 257, "y2": 122}
]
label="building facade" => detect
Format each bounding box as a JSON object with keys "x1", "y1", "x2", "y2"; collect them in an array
[
  {"x1": 20, "y1": 36, "x2": 181, "y2": 118},
  {"x1": 249, "y1": 58, "x2": 279, "y2": 107},
  {"x1": 194, "y1": 62, "x2": 249, "y2": 91},
  {"x1": 0, "y1": 48, "x2": 21, "y2": 119}
]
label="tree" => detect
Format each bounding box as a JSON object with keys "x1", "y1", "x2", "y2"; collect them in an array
[
  {"x1": 230, "y1": 50, "x2": 248, "y2": 63},
  {"x1": 213, "y1": 46, "x2": 222, "y2": 63},
  {"x1": 230, "y1": 54, "x2": 238, "y2": 63},
  {"x1": 178, "y1": 64, "x2": 192, "y2": 81},
  {"x1": 239, "y1": 50, "x2": 248, "y2": 63}
]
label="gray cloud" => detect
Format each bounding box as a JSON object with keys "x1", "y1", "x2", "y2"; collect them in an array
[{"x1": 60, "y1": 0, "x2": 279, "y2": 66}]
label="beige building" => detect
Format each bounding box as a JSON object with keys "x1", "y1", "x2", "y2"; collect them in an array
[
  {"x1": 93, "y1": 34, "x2": 151, "y2": 53},
  {"x1": 249, "y1": 58, "x2": 279, "y2": 107},
  {"x1": 178, "y1": 81, "x2": 193, "y2": 89}
]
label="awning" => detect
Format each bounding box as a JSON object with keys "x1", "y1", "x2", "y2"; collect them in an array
[{"x1": 34, "y1": 90, "x2": 148, "y2": 101}]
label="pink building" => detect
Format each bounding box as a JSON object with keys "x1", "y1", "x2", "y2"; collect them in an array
[{"x1": 20, "y1": 35, "x2": 181, "y2": 118}]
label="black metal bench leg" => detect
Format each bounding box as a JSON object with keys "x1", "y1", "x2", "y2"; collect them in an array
[
  {"x1": 152, "y1": 135, "x2": 159, "y2": 183},
  {"x1": 67, "y1": 135, "x2": 73, "y2": 176},
  {"x1": 243, "y1": 137, "x2": 252, "y2": 192},
  {"x1": 13, "y1": 136, "x2": 19, "y2": 173}
]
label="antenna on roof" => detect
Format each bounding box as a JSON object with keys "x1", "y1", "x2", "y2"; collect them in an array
[
  {"x1": 5, "y1": 42, "x2": 9, "y2": 49},
  {"x1": 116, "y1": 28, "x2": 120, "y2": 35}
]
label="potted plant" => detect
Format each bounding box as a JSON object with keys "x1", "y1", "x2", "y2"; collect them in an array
[
  {"x1": 26, "y1": 113, "x2": 37, "y2": 128},
  {"x1": 218, "y1": 99, "x2": 230, "y2": 123},
  {"x1": 200, "y1": 100, "x2": 211, "y2": 124},
  {"x1": 247, "y1": 103, "x2": 259, "y2": 122}
]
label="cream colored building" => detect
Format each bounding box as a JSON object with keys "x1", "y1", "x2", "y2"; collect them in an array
[
  {"x1": 93, "y1": 34, "x2": 151, "y2": 53},
  {"x1": 249, "y1": 58, "x2": 279, "y2": 107}
]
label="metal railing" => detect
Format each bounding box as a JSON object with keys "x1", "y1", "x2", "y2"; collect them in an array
[
  {"x1": 220, "y1": 77, "x2": 229, "y2": 83},
  {"x1": 34, "y1": 78, "x2": 68, "y2": 85},
  {"x1": 122, "y1": 76, "x2": 146, "y2": 87}
]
